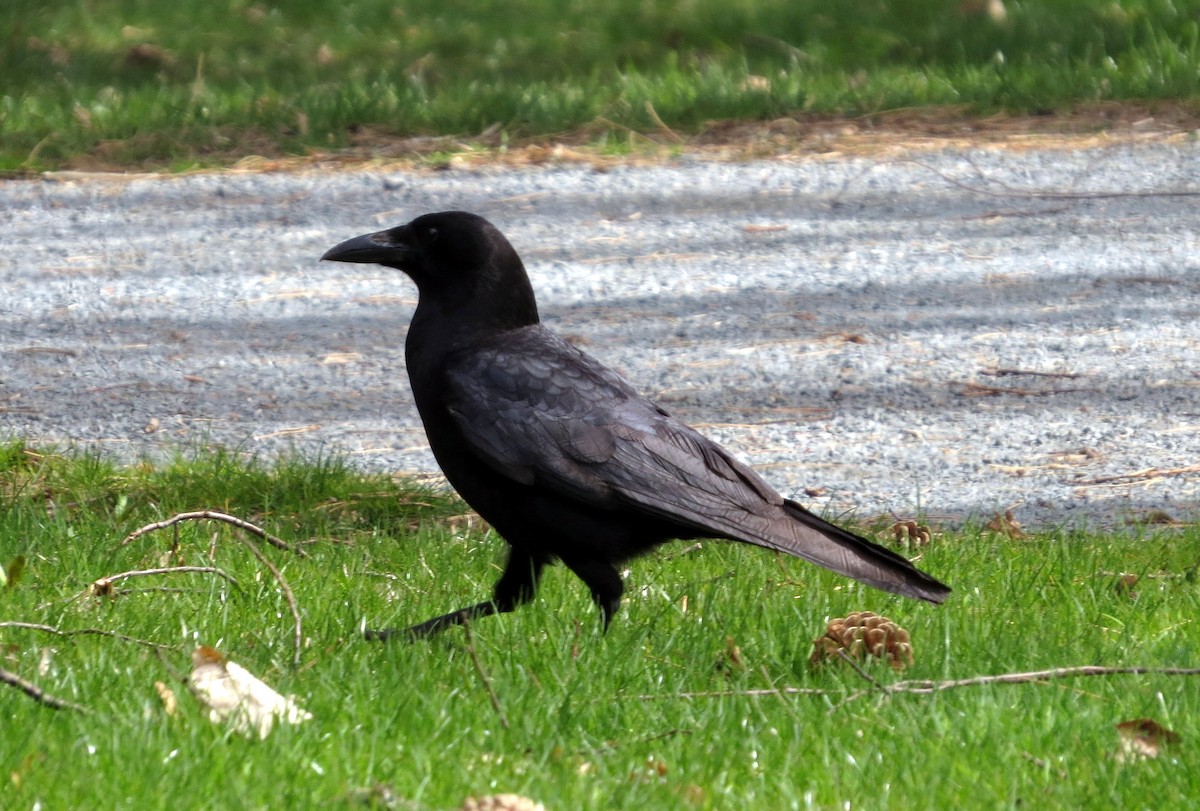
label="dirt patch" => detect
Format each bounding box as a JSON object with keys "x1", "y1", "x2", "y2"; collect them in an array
[{"x1": 43, "y1": 100, "x2": 1200, "y2": 178}]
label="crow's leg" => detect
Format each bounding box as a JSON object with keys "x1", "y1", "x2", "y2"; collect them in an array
[
  {"x1": 561, "y1": 557, "x2": 625, "y2": 631},
  {"x1": 365, "y1": 600, "x2": 496, "y2": 641},
  {"x1": 366, "y1": 548, "x2": 545, "y2": 642},
  {"x1": 491, "y1": 546, "x2": 546, "y2": 612}
]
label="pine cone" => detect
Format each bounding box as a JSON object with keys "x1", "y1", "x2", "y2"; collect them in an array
[
  {"x1": 889, "y1": 520, "x2": 932, "y2": 547},
  {"x1": 460, "y1": 795, "x2": 546, "y2": 811},
  {"x1": 809, "y1": 611, "x2": 913, "y2": 671}
]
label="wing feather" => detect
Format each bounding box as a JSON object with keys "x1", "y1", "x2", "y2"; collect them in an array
[{"x1": 443, "y1": 326, "x2": 782, "y2": 525}]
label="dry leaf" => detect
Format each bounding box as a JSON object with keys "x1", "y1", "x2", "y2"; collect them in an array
[
  {"x1": 189, "y1": 646, "x2": 311, "y2": 738},
  {"x1": 1115, "y1": 718, "x2": 1180, "y2": 762},
  {"x1": 629, "y1": 756, "x2": 670, "y2": 783},
  {"x1": 154, "y1": 680, "x2": 177, "y2": 716},
  {"x1": 739, "y1": 75, "x2": 770, "y2": 92},
  {"x1": 407, "y1": 511, "x2": 489, "y2": 536},
  {"x1": 9, "y1": 752, "x2": 45, "y2": 789},
  {"x1": 986, "y1": 509, "x2": 1026, "y2": 538},
  {"x1": 1114, "y1": 573, "x2": 1139, "y2": 599},
  {"x1": 3, "y1": 555, "x2": 25, "y2": 589},
  {"x1": 72, "y1": 104, "x2": 92, "y2": 129},
  {"x1": 959, "y1": 0, "x2": 1008, "y2": 22},
  {"x1": 725, "y1": 636, "x2": 743, "y2": 668},
  {"x1": 715, "y1": 636, "x2": 744, "y2": 674},
  {"x1": 124, "y1": 43, "x2": 175, "y2": 70},
  {"x1": 1129, "y1": 509, "x2": 1182, "y2": 526}
]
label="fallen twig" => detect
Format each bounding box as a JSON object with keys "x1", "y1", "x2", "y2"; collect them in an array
[
  {"x1": 238, "y1": 539, "x2": 304, "y2": 669},
  {"x1": 897, "y1": 157, "x2": 1200, "y2": 202},
  {"x1": 643, "y1": 101, "x2": 685, "y2": 144},
  {"x1": 634, "y1": 665, "x2": 1200, "y2": 703},
  {"x1": 0, "y1": 666, "x2": 91, "y2": 713},
  {"x1": 120, "y1": 511, "x2": 305, "y2": 557},
  {"x1": 0, "y1": 621, "x2": 173, "y2": 651},
  {"x1": 757, "y1": 665, "x2": 805, "y2": 724},
  {"x1": 1069, "y1": 465, "x2": 1200, "y2": 486},
  {"x1": 884, "y1": 665, "x2": 1200, "y2": 691},
  {"x1": 835, "y1": 648, "x2": 886, "y2": 690},
  {"x1": 91, "y1": 565, "x2": 239, "y2": 596},
  {"x1": 117, "y1": 511, "x2": 305, "y2": 667},
  {"x1": 980, "y1": 367, "x2": 1083, "y2": 379},
  {"x1": 462, "y1": 621, "x2": 509, "y2": 730},
  {"x1": 835, "y1": 665, "x2": 1200, "y2": 708},
  {"x1": 637, "y1": 685, "x2": 828, "y2": 700},
  {"x1": 962, "y1": 205, "x2": 1072, "y2": 220},
  {"x1": 958, "y1": 381, "x2": 1094, "y2": 397},
  {"x1": 154, "y1": 646, "x2": 189, "y2": 685}
]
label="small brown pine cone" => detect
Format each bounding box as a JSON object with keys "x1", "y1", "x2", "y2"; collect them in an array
[
  {"x1": 809, "y1": 611, "x2": 914, "y2": 671},
  {"x1": 890, "y1": 520, "x2": 932, "y2": 547}
]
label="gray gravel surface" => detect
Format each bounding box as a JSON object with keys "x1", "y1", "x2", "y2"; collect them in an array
[{"x1": 4, "y1": 142, "x2": 1199, "y2": 528}]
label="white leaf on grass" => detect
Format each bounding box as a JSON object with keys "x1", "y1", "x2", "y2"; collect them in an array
[
  {"x1": 189, "y1": 646, "x2": 312, "y2": 739},
  {"x1": 38, "y1": 647, "x2": 55, "y2": 677}
]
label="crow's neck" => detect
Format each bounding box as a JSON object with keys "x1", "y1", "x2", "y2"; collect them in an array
[{"x1": 407, "y1": 285, "x2": 538, "y2": 363}]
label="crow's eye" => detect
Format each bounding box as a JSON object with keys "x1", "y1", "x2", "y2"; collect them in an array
[{"x1": 425, "y1": 226, "x2": 439, "y2": 241}]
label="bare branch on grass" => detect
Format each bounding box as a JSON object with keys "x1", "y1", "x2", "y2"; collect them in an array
[
  {"x1": 635, "y1": 665, "x2": 1200, "y2": 703},
  {"x1": 154, "y1": 646, "x2": 190, "y2": 685},
  {"x1": 0, "y1": 620, "x2": 174, "y2": 651},
  {"x1": 757, "y1": 666, "x2": 805, "y2": 724},
  {"x1": 239, "y1": 539, "x2": 304, "y2": 669},
  {"x1": 462, "y1": 621, "x2": 509, "y2": 730},
  {"x1": 120, "y1": 511, "x2": 305, "y2": 557},
  {"x1": 850, "y1": 665, "x2": 1200, "y2": 697},
  {"x1": 90, "y1": 565, "x2": 239, "y2": 596},
  {"x1": 117, "y1": 511, "x2": 305, "y2": 668},
  {"x1": 834, "y1": 648, "x2": 887, "y2": 691},
  {"x1": 637, "y1": 685, "x2": 828, "y2": 700},
  {"x1": 0, "y1": 666, "x2": 91, "y2": 713},
  {"x1": 643, "y1": 101, "x2": 685, "y2": 143}
]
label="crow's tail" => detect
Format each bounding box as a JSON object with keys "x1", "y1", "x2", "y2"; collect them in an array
[{"x1": 756, "y1": 499, "x2": 952, "y2": 604}]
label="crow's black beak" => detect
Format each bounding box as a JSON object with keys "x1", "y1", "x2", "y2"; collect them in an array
[{"x1": 321, "y1": 227, "x2": 412, "y2": 266}]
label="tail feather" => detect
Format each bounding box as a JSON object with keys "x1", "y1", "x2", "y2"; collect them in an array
[{"x1": 758, "y1": 499, "x2": 951, "y2": 604}]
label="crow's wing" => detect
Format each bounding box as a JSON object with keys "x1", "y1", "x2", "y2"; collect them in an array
[
  {"x1": 443, "y1": 326, "x2": 950, "y2": 604},
  {"x1": 443, "y1": 326, "x2": 780, "y2": 525}
]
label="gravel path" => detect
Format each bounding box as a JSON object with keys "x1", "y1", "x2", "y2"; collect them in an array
[{"x1": 4, "y1": 141, "x2": 1199, "y2": 528}]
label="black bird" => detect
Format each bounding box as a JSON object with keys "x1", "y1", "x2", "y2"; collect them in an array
[{"x1": 322, "y1": 211, "x2": 950, "y2": 639}]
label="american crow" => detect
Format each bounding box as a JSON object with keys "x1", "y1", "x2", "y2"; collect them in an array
[{"x1": 322, "y1": 211, "x2": 950, "y2": 639}]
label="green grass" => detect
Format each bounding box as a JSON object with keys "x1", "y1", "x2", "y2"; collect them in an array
[
  {"x1": 3, "y1": 0, "x2": 1200, "y2": 171},
  {"x1": 2, "y1": 440, "x2": 1198, "y2": 809}
]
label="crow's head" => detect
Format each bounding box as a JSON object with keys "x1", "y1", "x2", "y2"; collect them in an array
[{"x1": 322, "y1": 211, "x2": 539, "y2": 329}]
